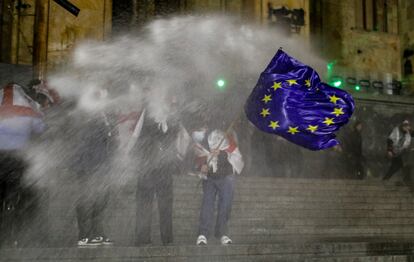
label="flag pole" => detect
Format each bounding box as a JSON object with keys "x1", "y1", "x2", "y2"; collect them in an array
[{"x1": 203, "y1": 111, "x2": 242, "y2": 172}]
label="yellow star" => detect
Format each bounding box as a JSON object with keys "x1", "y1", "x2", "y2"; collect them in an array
[
  {"x1": 287, "y1": 126, "x2": 299, "y2": 135},
  {"x1": 329, "y1": 95, "x2": 341, "y2": 104},
  {"x1": 286, "y1": 79, "x2": 298, "y2": 86},
  {"x1": 262, "y1": 94, "x2": 272, "y2": 104},
  {"x1": 268, "y1": 121, "x2": 280, "y2": 130},
  {"x1": 332, "y1": 108, "x2": 345, "y2": 117},
  {"x1": 272, "y1": 82, "x2": 282, "y2": 91},
  {"x1": 260, "y1": 108, "x2": 270, "y2": 117},
  {"x1": 323, "y1": 117, "x2": 335, "y2": 126},
  {"x1": 305, "y1": 79, "x2": 311, "y2": 88},
  {"x1": 306, "y1": 125, "x2": 318, "y2": 133}
]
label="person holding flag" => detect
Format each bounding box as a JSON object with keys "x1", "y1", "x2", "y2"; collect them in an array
[{"x1": 193, "y1": 118, "x2": 244, "y2": 246}]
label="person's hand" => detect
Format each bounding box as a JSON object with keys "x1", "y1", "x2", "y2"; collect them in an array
[
  {"x1": 201, "y1": 164, "x2": 208, "y2": 174},
  {"x1": 387, "y1": 151, "x2": 394, "y2": 159},
  {"x1": 211, "y1": 149, "x2": 220, "y2": 157}
]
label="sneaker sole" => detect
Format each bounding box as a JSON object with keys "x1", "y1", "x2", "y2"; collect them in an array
[{"x1": 78, "y1": 245, "x2": 100, "y2": 248}]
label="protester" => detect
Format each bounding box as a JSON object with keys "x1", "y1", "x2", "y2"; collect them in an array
[
  {"x1": 134, "y1": 97, "x2": 188, "y2": 246},
  {"x1": 193, "y1": 120, "x2": 244, "y2": 246},
  {"x1": 0, "y1": 83, "x2": 46, "y2": 247},
  {"x1": 69, "y1": 89, "x2": 116, "y2": 247},
  {"x1": 383, "y1": 120, "x2": 412, "y2": 182},
  {"x1": 340, "y1": 120, "x2": 365, "y2": 179}
]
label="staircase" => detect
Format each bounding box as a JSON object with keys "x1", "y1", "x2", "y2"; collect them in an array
[{"x1": 2, "y1": 175, "x2": 414, "y2": 261}]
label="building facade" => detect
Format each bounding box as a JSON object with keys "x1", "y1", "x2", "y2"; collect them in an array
[{"x1": 0, "y1": 0, "x2": 413, "y2": 94}]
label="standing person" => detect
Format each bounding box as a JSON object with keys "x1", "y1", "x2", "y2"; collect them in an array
[
  {"x1": 70, "y1": 89, "x2": 117, "y2": 247},
  {"x1": 0, "y1": 83, "x2": 45, "y2": 247},
  {"x1": 134, "y1": 97, "x2": 188, "y2": 246},
  {"x1": 193, "y1": 121, "x2": 244, "y2": 246},
  {"x1": 341, "y1": 121, "x2": 365, "y2": 179},
  {"x1": 383, "y1": 120, "x2": 412, "y2": 182}
]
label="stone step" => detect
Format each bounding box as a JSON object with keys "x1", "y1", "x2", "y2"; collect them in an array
[
  {"x1": 175, "y1": 179, "x2": 407, "y2": 191},
  {"x1": 54, "y1": 191, "x2": 414, "y2": 203},
  {"x1": 109, "y1": 217, "x2": 414, "y2": 227},
  {"x1": 49, "y1": 206, "x2": 414, "y2": 219},
  {"x1": 1, "y1": 242, "x2": 413, "y2": 261},
  {"x1": 110, "y1": 190, "x2": 414, "y2": 203},
  {"x1": 24, "y1": 175, "x2": 414, "y2": 253},
  {"x1": 104, "y1": 234, "x2": 414, "y2": 246},
  {"x1": 56, "y1": 184, "x2": 412, "y2": 201},
  {"x1": 106, "y1": 225, "x2": 414, "y2": 235},
  {"x1": 49, "y1": 200, "x2": 414, "y2": 212},
  {"x1": 173, "y1": 187, "x2": 412, "y2": 197},
  {"x1": 175, "y1": 175, "x2": 398, "y2": 186},
  {"x1": 102, "y1": 176, "x2": 410, "y2": 192}
]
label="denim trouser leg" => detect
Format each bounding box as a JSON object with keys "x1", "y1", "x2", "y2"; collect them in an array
[
  {"x1": 215, "y1": 175, "x2": 234, "y2": 238},
  {"x1": 198, "y1": 175, "x2": 235, "y2": 238},
  {"x1": 198, "y1": 178, "x2": 217, "y2": 237}
]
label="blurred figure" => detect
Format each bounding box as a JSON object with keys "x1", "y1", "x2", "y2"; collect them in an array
[
  {"x1": 383, "y1": 120, "x2": 412, "y2": 182},
  {"x1": 0, "y1": 83, "x2": 45, "y2": 247},
  {"x1": 69, "y1": 89, "x2": 117, "y2": 247},
  {"x1": 134, "y1": 97, "x2": 188, "y2": 246},
  {"x1": 322, "y1": 145, "x2": 343, "y2": 179},
  {"x1": 193, "y1": 120, "x2": 244, "y2": 246},
  {"x1": 273, "y1": 136, "x2": 303, "y2": 178},
  {"x1": 341, "y1": 121, "x2": 365, "y2": 179}
]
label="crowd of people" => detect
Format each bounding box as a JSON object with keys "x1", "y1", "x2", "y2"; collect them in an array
[
  {"x1": 0, "y1": 81, "x2": 412, "y2": 248},
  {"x1": 0, "y1": 82, "x2": 244, "y2": 247}
]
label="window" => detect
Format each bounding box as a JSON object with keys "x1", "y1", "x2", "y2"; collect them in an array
[{"x1": 357, "y1": 0, "x2": 397, "y2": 33}]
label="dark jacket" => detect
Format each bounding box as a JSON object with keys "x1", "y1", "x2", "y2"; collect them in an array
[
  {"x1": 342, "y1": 128, "x2": 363, "y2": 160},
  {"x1": 69, "y1": 112, "x2": 117, "y2": 174},
  {"x1": 133, "y1": 115, "x2": 181, "y2": 178}
]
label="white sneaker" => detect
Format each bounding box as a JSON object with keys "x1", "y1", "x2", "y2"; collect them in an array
[
  {"x1": 196, "y1": 235, "x2": 207, "y2": 245},
  {"x1": 78, "y1": 238, "x2": 89, "y2": 247},
  {"x1": 220, "y1": 236, "x2": 232, "y2": 245},
  {"x1": 77, "y1": 238, "x2": 101, "y2": 247}
]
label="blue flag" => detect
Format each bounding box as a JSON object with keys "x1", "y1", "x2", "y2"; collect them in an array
[{"x1": 245, "y1": 49, "x2": 355, "y2": 150}]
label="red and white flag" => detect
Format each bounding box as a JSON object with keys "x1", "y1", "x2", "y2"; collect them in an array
[{"x1": 0, "y1": 83, "x2": 42, "y2": 119}]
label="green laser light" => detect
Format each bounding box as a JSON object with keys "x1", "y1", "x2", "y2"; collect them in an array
[
  {"x1": 355, "y1": 85, "x2": 361, "y2": 91},
  {"x1": 217, "y1": 79, "x2": 225, "y2": 87},
  {"x1": 216, "y1": 79, "x2": 226, "y2": 90},
  {"x1": 333, "y1": 80, "x2": 342, "y2": 88}
]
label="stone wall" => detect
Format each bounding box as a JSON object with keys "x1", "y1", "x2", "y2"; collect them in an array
[
  {"x1": 310, "y1": 0, "x2": 407, "y2": 92},
  {"x1": 46, "y1": 0, "x2": 112, "y2": 70},
  {"x1": 0, "y1": 0, "x2": 111, "y2": 74},
  {"x1": 0, "y1": 0, "x2": 36, "y2": 65},
  {"x1": 399, "y1": 0, "x2": 414, "y2": 94}
]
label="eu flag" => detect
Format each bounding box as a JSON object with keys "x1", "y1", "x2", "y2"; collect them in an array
[{"x1": 245, "y1": 49, "x2": 355, "y2": 150}]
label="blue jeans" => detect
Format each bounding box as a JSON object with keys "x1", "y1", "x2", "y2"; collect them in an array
[{"x1": 198, "y1": 174, "x2": 234, "y2": 238}]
